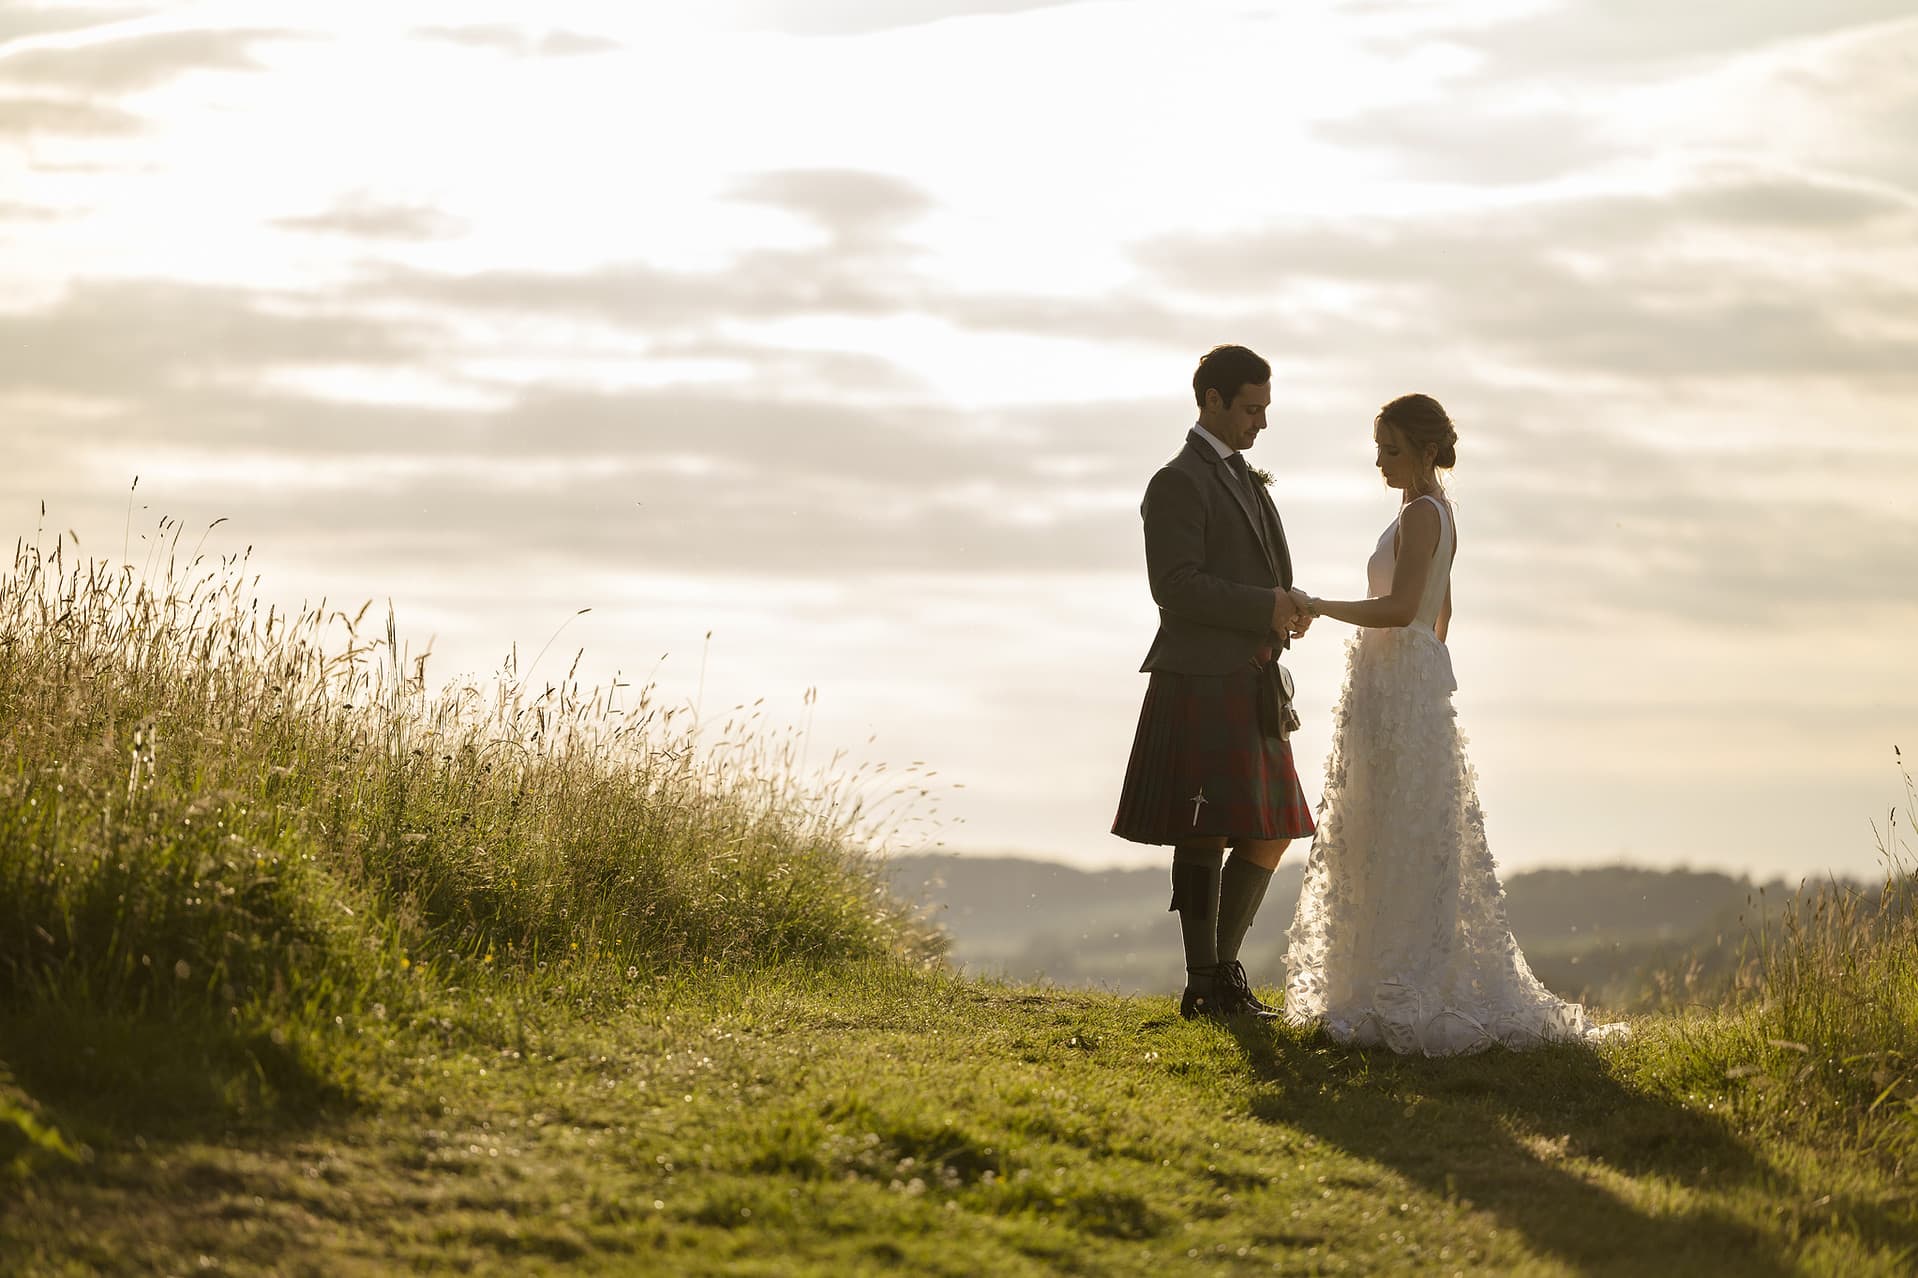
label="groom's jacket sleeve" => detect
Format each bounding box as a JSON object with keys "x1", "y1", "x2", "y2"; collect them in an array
[{"x1": 1142, "y1": 468, "x2": 1274, "y2": 634}]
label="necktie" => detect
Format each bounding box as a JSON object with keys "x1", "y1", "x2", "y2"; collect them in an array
[
  {"x1": 1226, "y1": 452, "x2": 1275, "y2": 558},
  {"x1": 1225, "y1": 452, "x2": 1256, "y2": 497}
]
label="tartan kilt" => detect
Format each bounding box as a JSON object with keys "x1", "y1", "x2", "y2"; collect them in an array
[{"x1": 1111, "y1": 665, "x2": 1316, "y2": 845}]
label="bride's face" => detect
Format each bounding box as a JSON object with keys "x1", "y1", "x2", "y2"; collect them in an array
[{"x1": 1374, "y1": 424, "x2": 1434, "y2": 491}]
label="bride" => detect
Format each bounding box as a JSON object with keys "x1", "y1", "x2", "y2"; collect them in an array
[{"x1": 1283, "y1": 394, "x2": 1625, "y2": 1055}]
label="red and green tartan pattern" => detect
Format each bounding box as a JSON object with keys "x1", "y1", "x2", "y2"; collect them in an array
[{"x1": 1111, "y1": 665, "x2": 1317, "y2": 846}]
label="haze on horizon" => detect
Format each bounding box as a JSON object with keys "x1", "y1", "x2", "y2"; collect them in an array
[{"x1": 3, "y1": 0, "x2": 1915, "y2": 881}]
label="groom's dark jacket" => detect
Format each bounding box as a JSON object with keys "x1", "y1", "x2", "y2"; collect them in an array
[{"x1": 1138, "y1": 430, "x2": 1294, "y2": 676}]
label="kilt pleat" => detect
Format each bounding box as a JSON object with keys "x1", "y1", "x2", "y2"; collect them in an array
[{"x1": 1112, "y1": 666, "x2": 1316, "y2": 846}]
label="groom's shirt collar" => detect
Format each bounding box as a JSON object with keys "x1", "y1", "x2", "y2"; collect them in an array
[{"x1": 1192, "y1": 422, "x2": 1236, "y2": 459}]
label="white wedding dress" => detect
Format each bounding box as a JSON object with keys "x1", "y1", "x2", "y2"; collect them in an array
[{"x1": 1283, "y1": 494, "x2": 1626, "y2": 1055}]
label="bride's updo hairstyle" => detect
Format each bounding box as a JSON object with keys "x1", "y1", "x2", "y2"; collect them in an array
[{"x1": 1377, "y1": 393, "x2": 1458, "y2": 472}]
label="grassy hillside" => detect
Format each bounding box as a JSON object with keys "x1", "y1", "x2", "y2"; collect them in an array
[
  {"x1": 2, "y1": 528, "x2": 1916, "y2": 1275},
  {"x1": 10, "y1": 964, "x2": 1918, "y2": 1276}
]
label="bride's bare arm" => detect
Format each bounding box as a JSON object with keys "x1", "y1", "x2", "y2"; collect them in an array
[{"x1": 1296, "y1": 499, "x2": 1442, "y2": 629}]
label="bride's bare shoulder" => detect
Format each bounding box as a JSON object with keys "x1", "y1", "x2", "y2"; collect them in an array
[{"x1": 1399, "y1": 496, "x2": 1442, "y2": 539}]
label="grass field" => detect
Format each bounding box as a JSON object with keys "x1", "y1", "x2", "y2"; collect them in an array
[
  {"x1": 2, "y1": 527, "x2": 1914, "y2": 1275},
  {"x1": 5, "y1": 964, "x2": 1915, "y2": 1275}
]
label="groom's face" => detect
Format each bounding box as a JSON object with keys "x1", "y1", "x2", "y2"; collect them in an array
[{"x1": 1205, "y1": 381, "x2": 1272, "y2": 451}]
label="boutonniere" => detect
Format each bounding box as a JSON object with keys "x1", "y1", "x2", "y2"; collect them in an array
[{"x1": 1248, "y1": 465, "x2": 1273, "y2": 488}]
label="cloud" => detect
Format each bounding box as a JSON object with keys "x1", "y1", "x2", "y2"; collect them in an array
[
  {"x1": 1443, "y1": 0, "x2": 1918, "y2": 71},
  {"x1": 1335, "y1": 6, "x2": 1918, "y2": 195},
  {"x1": 367, "y1": 254, "x2": 1224, "y2": 355},
  {"x1": 0, "y1": 93, "x2": 139, "y2": 136},
  {"x1": 47, "y1": 417, "x2": 1915, "y2": 646},
  {"x1": 0, "y1": 238, "x2": 1199, "y2": 452},
  {"x1": 0, "y1": 27, "x2": 297, "y2": 93},
  {"x1": 354, "y1": 171, "x2": 942, "y2": 337},
  {"x1": 1132, "y1": 175, "x2": 1918, "y2": 387},
  {"x1": 357, "y1": 167, "x2": 1294, "y2": 357},
  {"x1": 2, "y1": 154, "x2": 1909, "y2": 628},
  {"x1": 347, "y1": 168, "x2": 1210, "y2": 359},
  {"x1": 1677, "y1": 176, "x2": 1911, "y2": 228},
  {"x1": 410, "y1": 24, "x2": 622, "y2": 58},
  {"x1": 346, "y1": 161, "x2": 1913, "y2": 399},
  {"x1": 1444, "y1": 422, "x2": 1918, "y2": 628},
  {"x1": 0, "y1": 278, "x2": 429, "y2": 401},
  {"x1": 370, "y1": 256, "x2": 899, "y2": 332},
  {"x1": 731, "y1": 169, "x2": 935, "y2": 250},
  {"x1": 724, "y1": 0, "x2": 1097, "y2": 38},
  {"x1": 1771, "y1": 22, "x2": 1918, "y2": 189},
  {"x1": 0, "y1": 272, "x2": 1141, "y2": 582},
  {"x1": 0, "y1": 199, "x2": 65, "y2": 220},
  {"x1": 1314, "y1": 105, "x2": 1618, "y2": 185},
  {"x1": 12, "y1": 387, "x2": 1145, "y2": 586},
  {"x1": 6, "y1": 275, "x2": 1908, "y2": 634},
  {"x1": 642, "y1": 335, "x2": 931, "y2": 396},
  {"x1": 361, "y1": 171, "x2": 939, "y2": 330},
  {"x1": 275, "y1": 195, "x2": 464, "y2": 243},
  {"x1": 2, "y1": 302, "x2": 1910, "y2": 796},
  {"x1": 1137, "y1": 173, "x2": 1916, "y2": 288},
  {"x1": 0, "y1": 3, "x2": 155, "y2": 44}
]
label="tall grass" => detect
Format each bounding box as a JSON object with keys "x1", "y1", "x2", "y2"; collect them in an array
[
  {"x1": 0, "y1": 517, "x2": 942, "y2": 1124},
  {"x1": 1633, "y1": 752, "x2": 1918, "y2": 1169}
]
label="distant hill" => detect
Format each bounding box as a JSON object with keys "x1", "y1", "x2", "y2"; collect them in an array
[{"x1": 888, "y1": 853, "x2": 1795, "y2": 1010}]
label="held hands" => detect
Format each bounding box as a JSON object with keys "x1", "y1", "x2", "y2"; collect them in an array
[
  {"x1": 1286, "y1": 587, "x2": 1319, "y2": 638},
  {"x1": 1273, "y1": 587, "x2": 1314, "y2": 640}
]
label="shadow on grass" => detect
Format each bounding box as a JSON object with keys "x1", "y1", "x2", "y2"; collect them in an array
[
  {"x1": 1227, "y1": 1023, "x2": 1810, "y2": 1275},
  {"x1": 0, "y1": 1000, "x2": 350, "y2": 1172}
]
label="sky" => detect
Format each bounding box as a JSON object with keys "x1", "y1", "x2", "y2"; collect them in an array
[{"x1": 3, "y1": 0, "x2": 1915, "y2": 880}]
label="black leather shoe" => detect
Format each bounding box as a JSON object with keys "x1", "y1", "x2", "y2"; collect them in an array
[
  {"x1": 1221, "y1": 960, "x2": 1280, "y2": 1017},
  {"x1": 1182, "y1": 966, "x2": 1279, "y2": 1021},
  {"x1": 1180, "y1": 979, "x2": 1224, "y2": 1020}
]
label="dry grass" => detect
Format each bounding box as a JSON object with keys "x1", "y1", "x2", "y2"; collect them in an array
[
  {"x1": 1614, "y1": 754, "x2": 1918, "y2": 1172},
  {"x1": 0, "y1": 515, "x2": 942, "y2": 1148}
]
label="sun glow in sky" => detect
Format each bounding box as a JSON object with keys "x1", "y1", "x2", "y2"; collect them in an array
[{"x1": 5, "y1": 0, "x2": 1917, "y2": 878}]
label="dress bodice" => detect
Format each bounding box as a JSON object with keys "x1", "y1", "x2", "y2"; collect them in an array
[{"x1": 1365, "y1": 494, "x2": 1454, "y2": 633}]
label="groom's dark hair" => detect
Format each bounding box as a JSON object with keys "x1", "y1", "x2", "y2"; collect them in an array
[{"x1": 1192, "y1": 345, "x2": 1271, "y2": 409}]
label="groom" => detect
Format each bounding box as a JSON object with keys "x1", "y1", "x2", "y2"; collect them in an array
[{"x1": 1112, "y1": 344, "x2": 1316, "y2": 1021}]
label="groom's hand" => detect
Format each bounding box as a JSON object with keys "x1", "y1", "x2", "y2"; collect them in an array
[
  {"x1": 1285, "y1": 587, "x2": 1315, "y2": 638},
  {"x1": 1271, "y1": 588, "x2": 1302, "y2": 635}
]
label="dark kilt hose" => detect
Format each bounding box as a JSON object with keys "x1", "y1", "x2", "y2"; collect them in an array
[{"x1": 1113, "y1": 431, "x2": 1314, "y2": 847}]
